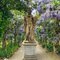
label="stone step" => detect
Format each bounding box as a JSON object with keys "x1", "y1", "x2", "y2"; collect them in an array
[
  {"x1": 23, "y1": 55, "x2": 37, "y2": 60},
  {"x1": 23, "y1": 58, "x2": 37, "y2": 60}
]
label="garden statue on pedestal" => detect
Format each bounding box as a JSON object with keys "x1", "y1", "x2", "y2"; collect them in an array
[{"x1": 23, "y1": 8, "x2": 37, "y2": 60}]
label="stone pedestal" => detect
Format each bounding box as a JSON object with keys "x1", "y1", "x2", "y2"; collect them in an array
[{"x1": 23, "y1": 41, "x2": 37, "y2": 60}]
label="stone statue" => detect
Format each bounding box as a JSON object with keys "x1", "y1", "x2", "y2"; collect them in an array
[{"x1": 24, "y1": 9, "x2": 37, "y2": 42}]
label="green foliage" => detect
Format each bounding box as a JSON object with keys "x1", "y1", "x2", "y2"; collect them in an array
[
  {"x1": 54, "y1": 43, "x2": 60, "y2": 54},
  {"x1": 0, "y1": 0, "x2": 26, "y2": 49},
  {"x1": 0, "y1": 0, "x2": 28, "y2": 12},
  {"x1": 46, "y1": 42, "x2": 53, "y2": 52},
  {"x1": 0, "y1": 0, "x2": 28, "y2": 37},
  {"x1": 52, "y1": 0, "x2": 60, "y2": 8},
  {"x1": 42, "y1": 42, "x2": 47, "y2": 48},
  {"x1": 0, "y1": 43, "x2": 19, "y2": 58},
  {"x1": 56, "y1": 45, "x2": 60, "y2": 53}
]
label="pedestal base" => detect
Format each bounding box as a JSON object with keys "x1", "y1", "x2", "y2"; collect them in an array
[
  {"x1": 23, "y1": 41, "x2": 37, "y2": 60},
  {"x1": 23, "y1": 55, "x2": 37, "y2": 60}
]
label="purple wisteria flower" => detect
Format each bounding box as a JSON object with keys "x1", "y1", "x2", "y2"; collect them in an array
[
  {"x1": 37, "y1": 5, "x2": 42, "y2": 13},
  {"x1": 40, "y1": 13, "x2": 46, "y2": 20},
  {"x1": 40, "y1": 9, "x2": 51, "y2": 20},
  {"x1": 42, "y1": 0, "x2": 52, "y2": 4},
  {"x1": 46, "y1": 3, "x2": 53, "y2": 10},
  {"x1": 45, "y1": 9, "x2": 51, "y2": 18},
  {"x1": 51, "y1": 11, "x2": 57, "y2": 18},
  {"x1": 35, "y1": 0, "x2": 42, "y2": 3},
  {"x1": 56, "y1": 11, "x2": 60, "y2": 20},
  {"x1": 19, "y1": 25, "x2": 24, "y2": 33}
]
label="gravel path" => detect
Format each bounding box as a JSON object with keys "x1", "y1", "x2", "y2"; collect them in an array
[{"x1": 8, "y1": 42, "x2": 60, "y2": 60}]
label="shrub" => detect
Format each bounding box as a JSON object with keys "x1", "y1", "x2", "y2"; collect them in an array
[
  {"x1": 46, "y1": 42, "x2": 53, "y2": 52},
  {"x1": 0, "y1": 43, "x2": 19, "y2": 58},
  {"x1": 55, "y1": 45, "x2": 60, "y2": 54}
]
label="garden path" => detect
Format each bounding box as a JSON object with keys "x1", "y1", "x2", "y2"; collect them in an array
[{"x1": 8, "y1": 42, "x2": 60, "y2": 60}]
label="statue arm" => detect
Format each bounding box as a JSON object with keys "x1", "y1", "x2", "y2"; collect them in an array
[{"x1": 32, "y1": 16, "x2": 37, "y2": 27}]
